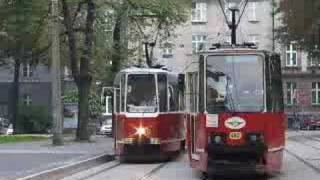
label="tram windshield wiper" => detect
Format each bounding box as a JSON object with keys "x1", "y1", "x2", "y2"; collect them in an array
[{"x1": 225, "y1": 74, "x2": 236, "y2": 113}]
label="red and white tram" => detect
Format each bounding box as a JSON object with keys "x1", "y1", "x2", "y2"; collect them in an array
[
  {"x1": 186, "y1": 44, "x2": 286, "y2": 176},
  {"x1": 112, "y1": 67, "x2": 185, "y2": 161}
]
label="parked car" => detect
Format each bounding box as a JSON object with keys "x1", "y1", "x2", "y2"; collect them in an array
[
  {"x1": 300, "y1": 119, "x2": 320, "y2": 130},
  {"x1": 0, "y1": 118, "x2": 13, "y2": 135},
  {"x1": 98, "y1": 117, "x2": 112, "y2": 136}
]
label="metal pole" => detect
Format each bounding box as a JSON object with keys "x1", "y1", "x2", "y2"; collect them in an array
[
  {"x1": 51, "y1": 0, "x2": 63, "y2": 145},
  {"x1": 272, "y1": 0, "x2": 275, "y2": 51},
  {"x1": 231, "y1": 9, "x2": 237, "y2": 45}
]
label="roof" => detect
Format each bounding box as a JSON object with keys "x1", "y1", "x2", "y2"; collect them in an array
[{"x1": 119, "y1": 67, "x2": 171, "y2": 74}]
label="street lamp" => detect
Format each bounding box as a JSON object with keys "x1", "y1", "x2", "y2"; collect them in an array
[{"x1": 227, "y1": 0, "x2": 243, "y2": 45}]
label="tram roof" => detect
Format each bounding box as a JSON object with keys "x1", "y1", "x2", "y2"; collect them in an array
[
  {"x1": 119, "y1": 67, "x2": 172, "y2": 74},
  {"x1": 202, "y1": 48, "x2": 267, "y2": 55},
  {"x1": 199, "y1": 43, "x2": 276, "y2": 56}
]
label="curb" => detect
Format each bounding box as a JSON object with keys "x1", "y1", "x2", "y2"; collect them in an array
[{"x1": 16, "y1": 153, "x2": 115, "y2": 180}]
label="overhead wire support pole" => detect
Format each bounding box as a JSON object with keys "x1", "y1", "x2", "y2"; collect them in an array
[
  {"x1": 51, "y1": 0, "x2": 64, "y2": 146},
  {"x1": 230, "y1": 9, "x2": 237, "y2": 45},
  {"x1": 219, "y1": 0, "x2": 249, "y2": 45}
]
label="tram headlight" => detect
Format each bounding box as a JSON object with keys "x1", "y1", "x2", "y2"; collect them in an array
[
  {"x1": 209, "y1": 134, "x2": 224, "y2": 145},
  {"x1": 214, "y1": 135, "x2": 222, "y2": 143},
  {"x1": 247, "y1": 133, "x2": 264, "y2": 143},
  {"x1": 250, "y1": 134, "x2": 257, "y2": 142},
  {"x1": 135, "y1": 127, "x2": 149, "y2": 137}
]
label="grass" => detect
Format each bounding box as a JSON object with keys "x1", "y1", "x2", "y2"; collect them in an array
[{"x1": 0, "y1": 135, "x2": 48, "y2": 144}]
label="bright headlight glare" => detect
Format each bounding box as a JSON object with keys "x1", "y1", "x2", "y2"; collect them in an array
[{"x1": 136, "y1": 127, "x2": 146, "y2": 136}]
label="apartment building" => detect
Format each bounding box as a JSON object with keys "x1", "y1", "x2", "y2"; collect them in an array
[
  {"x1": 0, "y1": 64, "x2": 52, "y2": 118},
  {"x1": 281, "y1": 44, "x2": 320, "y2": 125},
  {"x1": 155, "y1": 0, "x2": 320, "y2": 124}
]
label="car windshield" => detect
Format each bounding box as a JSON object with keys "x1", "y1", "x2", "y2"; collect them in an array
[
  {"x1": 126, "y1": 74, "x2": 157, "y2": 113},
  {"x1": 206, "y1": 55, "x2": 264, "y2": 113}
]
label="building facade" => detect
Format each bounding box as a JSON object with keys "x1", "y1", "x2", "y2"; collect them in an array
[
  {"x1": 0, "y1": 63, "x2": 75, "y2": 119},
  {"x1": 0, "y1": 64, "x2": 52, "y2": 118},
  {"x1": 281, "y1": 44, "x2": 320, "y2": 126},
  {"x1": 155, "y1": 0, "x2": 320, "y2": 125},
  {"x1": 156, "y1": 0, "x2": 275, "y2": 73}
]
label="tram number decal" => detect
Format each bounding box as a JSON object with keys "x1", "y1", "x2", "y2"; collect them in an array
[
  {"x1": 229, "y1": 132, "x2": 242, "y2": 140},
  {"x1": 145, "y1": 128, "x2": 151, "y2": 136}
]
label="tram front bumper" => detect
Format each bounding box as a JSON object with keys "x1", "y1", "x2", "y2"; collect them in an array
[
  {"x1": 119, "y1": 137, "x2": 164, "y2": 160},
  {"x1": 207, "y1": 143, "x2": 267, "y2": 175}
]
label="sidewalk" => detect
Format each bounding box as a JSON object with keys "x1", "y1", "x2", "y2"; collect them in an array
[{"x1": 0, "y1": 135, "x2": 114, "y2": 180}]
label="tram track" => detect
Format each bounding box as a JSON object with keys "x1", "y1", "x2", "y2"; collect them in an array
[
  {"x1": 138, "y1": 162, "x2": 168, "y2": 180},
  {"x1": 288, "y1": 132, "x2": 320, "y2": 151},
  {"x1": 284, "y1": 131, "x2": 320, "y2": 175},
  {"x1": 284, "y1": 149, "x2": 320, "y2": 174},
  {"x1": 72, "y1": 161, "x2": 122, "y2": 180},
  {"x1": 60, "y1": 159, "x2": 169, "y2": 180},
  {"x1": 289, "y1": 136, "x2": 320, "y2": 151}
]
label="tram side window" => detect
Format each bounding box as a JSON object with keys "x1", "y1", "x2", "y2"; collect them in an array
[
  {"x1": 115, "y1": 89, "x2": 120, "y2": 113},
  {"x1": 158, "y1": 74, "x2": 168, "y2": 112},
  {"x1": 169, "y1": 85, "x2": 180, "y2": 111},
  {"x1": 169, "y1": 86, "x2": 175, "y2": 111},
  {"x1": 187, "y1": 72, "x2": 198, "y2": 112},
  {"x1": 120, "y1": 74, "x2": 126, "y2": 112},
  {"x1": 270, "y1": 55, "x2": 284, "y2": 112}
]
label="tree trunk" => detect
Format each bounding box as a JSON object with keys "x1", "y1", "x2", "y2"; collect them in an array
[
  {"x1": 11, "y1": 59, "x2": 20, "y2": 133},
  {"x1": 111, "y1": 3, "x2": 128, "y2": 79},
  {"x1": 111, "y1": 15, "x2": 121, "y2": 75},
  {"x1": 77, "y1": 80, "x2": 91, "y2": 140},
  {"x1": 51, "y1": 0, "x2": 63, "y2": 146},
  {"x1": 77, "y1": 0, "x2": 95, "y2": 141}
]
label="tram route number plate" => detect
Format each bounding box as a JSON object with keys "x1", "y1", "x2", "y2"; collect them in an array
[{"x1": 229, "y1": 132, "x2": 242, "y2": 140}]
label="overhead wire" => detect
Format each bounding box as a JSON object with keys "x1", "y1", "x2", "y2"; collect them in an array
[
  {"x1": 236, "y1": 0, "x2": 249, "y2": 26},
  {"x1": 218, "y1": 0, "x2": 231, "y2": 26}
]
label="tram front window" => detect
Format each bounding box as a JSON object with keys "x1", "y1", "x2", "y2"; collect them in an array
[
  {"x1": 126, "y1": 74, "x2": 157, "y2": 113},
  {"x1": 206, "y1": 55, "x2": 264, "y2": 113}
]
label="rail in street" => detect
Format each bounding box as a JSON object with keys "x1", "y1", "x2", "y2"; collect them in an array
[{"x1": 33, "y1": 131, "x2": 320, "y2": 180}]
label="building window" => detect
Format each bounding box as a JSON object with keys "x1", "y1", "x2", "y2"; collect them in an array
[
  {"x1": 312, "y1": 82, "x2": 320, "y2": 105},
  {"x1": 23, "y1": 94, "x2": 32, "y2": 106},
  {"x1": 23, "y1": 64, "x2": 33, "y2": 77},
  {"x1": 162, "y1": 46, "x2": 173, "y2": 58},
  {"x1": 286, "y1": 44, "x2": 297, "y2": 67},
  {"x1": 192, "y1": 35, "x2": 207, "y2": 53},
  {"x1": 308, "y1": 46, "x2": 320, "y2": 67},
  {"x1": 286, "y1": 82, "x2": 297, "y2": 105},
  {"x1": 192, "y1": 2, "x2": 207, "y2": 22},
  {"x1": 308, "y1": 56, "x2": 320, "y2": 67},
  {"x1": 248, "y1": 2, "x2": 258, "y2": 22}
]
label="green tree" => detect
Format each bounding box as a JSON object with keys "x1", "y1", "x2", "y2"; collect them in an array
[
  {"x1": 127, "y1": 0, "x2": 190, "y2": 67},
  {"x1": 0, "y1": 0, "x2": 50, "y2": 132},
  {"x1": 276, "y1": 0, "x2": 320, "y2": 62},
  {"x1": 60, "y1": 0, "x2": 190, "y2": 141},
  {"x1": 61, "y1": 0, "x2": 97, "y2": 140}
]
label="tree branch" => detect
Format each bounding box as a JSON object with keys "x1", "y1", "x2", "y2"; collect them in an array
[{"x1": 72, "y1": 0, "x2": 86, "y2": 23}]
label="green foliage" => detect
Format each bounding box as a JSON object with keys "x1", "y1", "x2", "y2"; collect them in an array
[
  {"x1": 0, "y1": 135, "x2": 48, "y2": 144},
  {"x1": 16, "y1": 105, "x2": 52, "y2": 134},
  {"x1": 63, "y1": 90, "x2": 103, "y2": 119},
  {"x1": 276, "y1": 0, "x2": 320, "y2": 57},
  {"x1": 0, "y1": 0, "x2": 49, "y2": 62},
  {"x1": 127, "y1": 0, "x2": 190, "y2": 45}
]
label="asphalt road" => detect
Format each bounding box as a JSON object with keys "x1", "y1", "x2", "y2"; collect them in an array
[
  {"x1": 0, "y1": 135, "x2": 114, "y2": 180},
  {"x1": 0, "y1": 153, "x2": 80, "y2": 179},
  {"x1": 60, "y1": 131, "x2": 320, "y2": 180}
]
